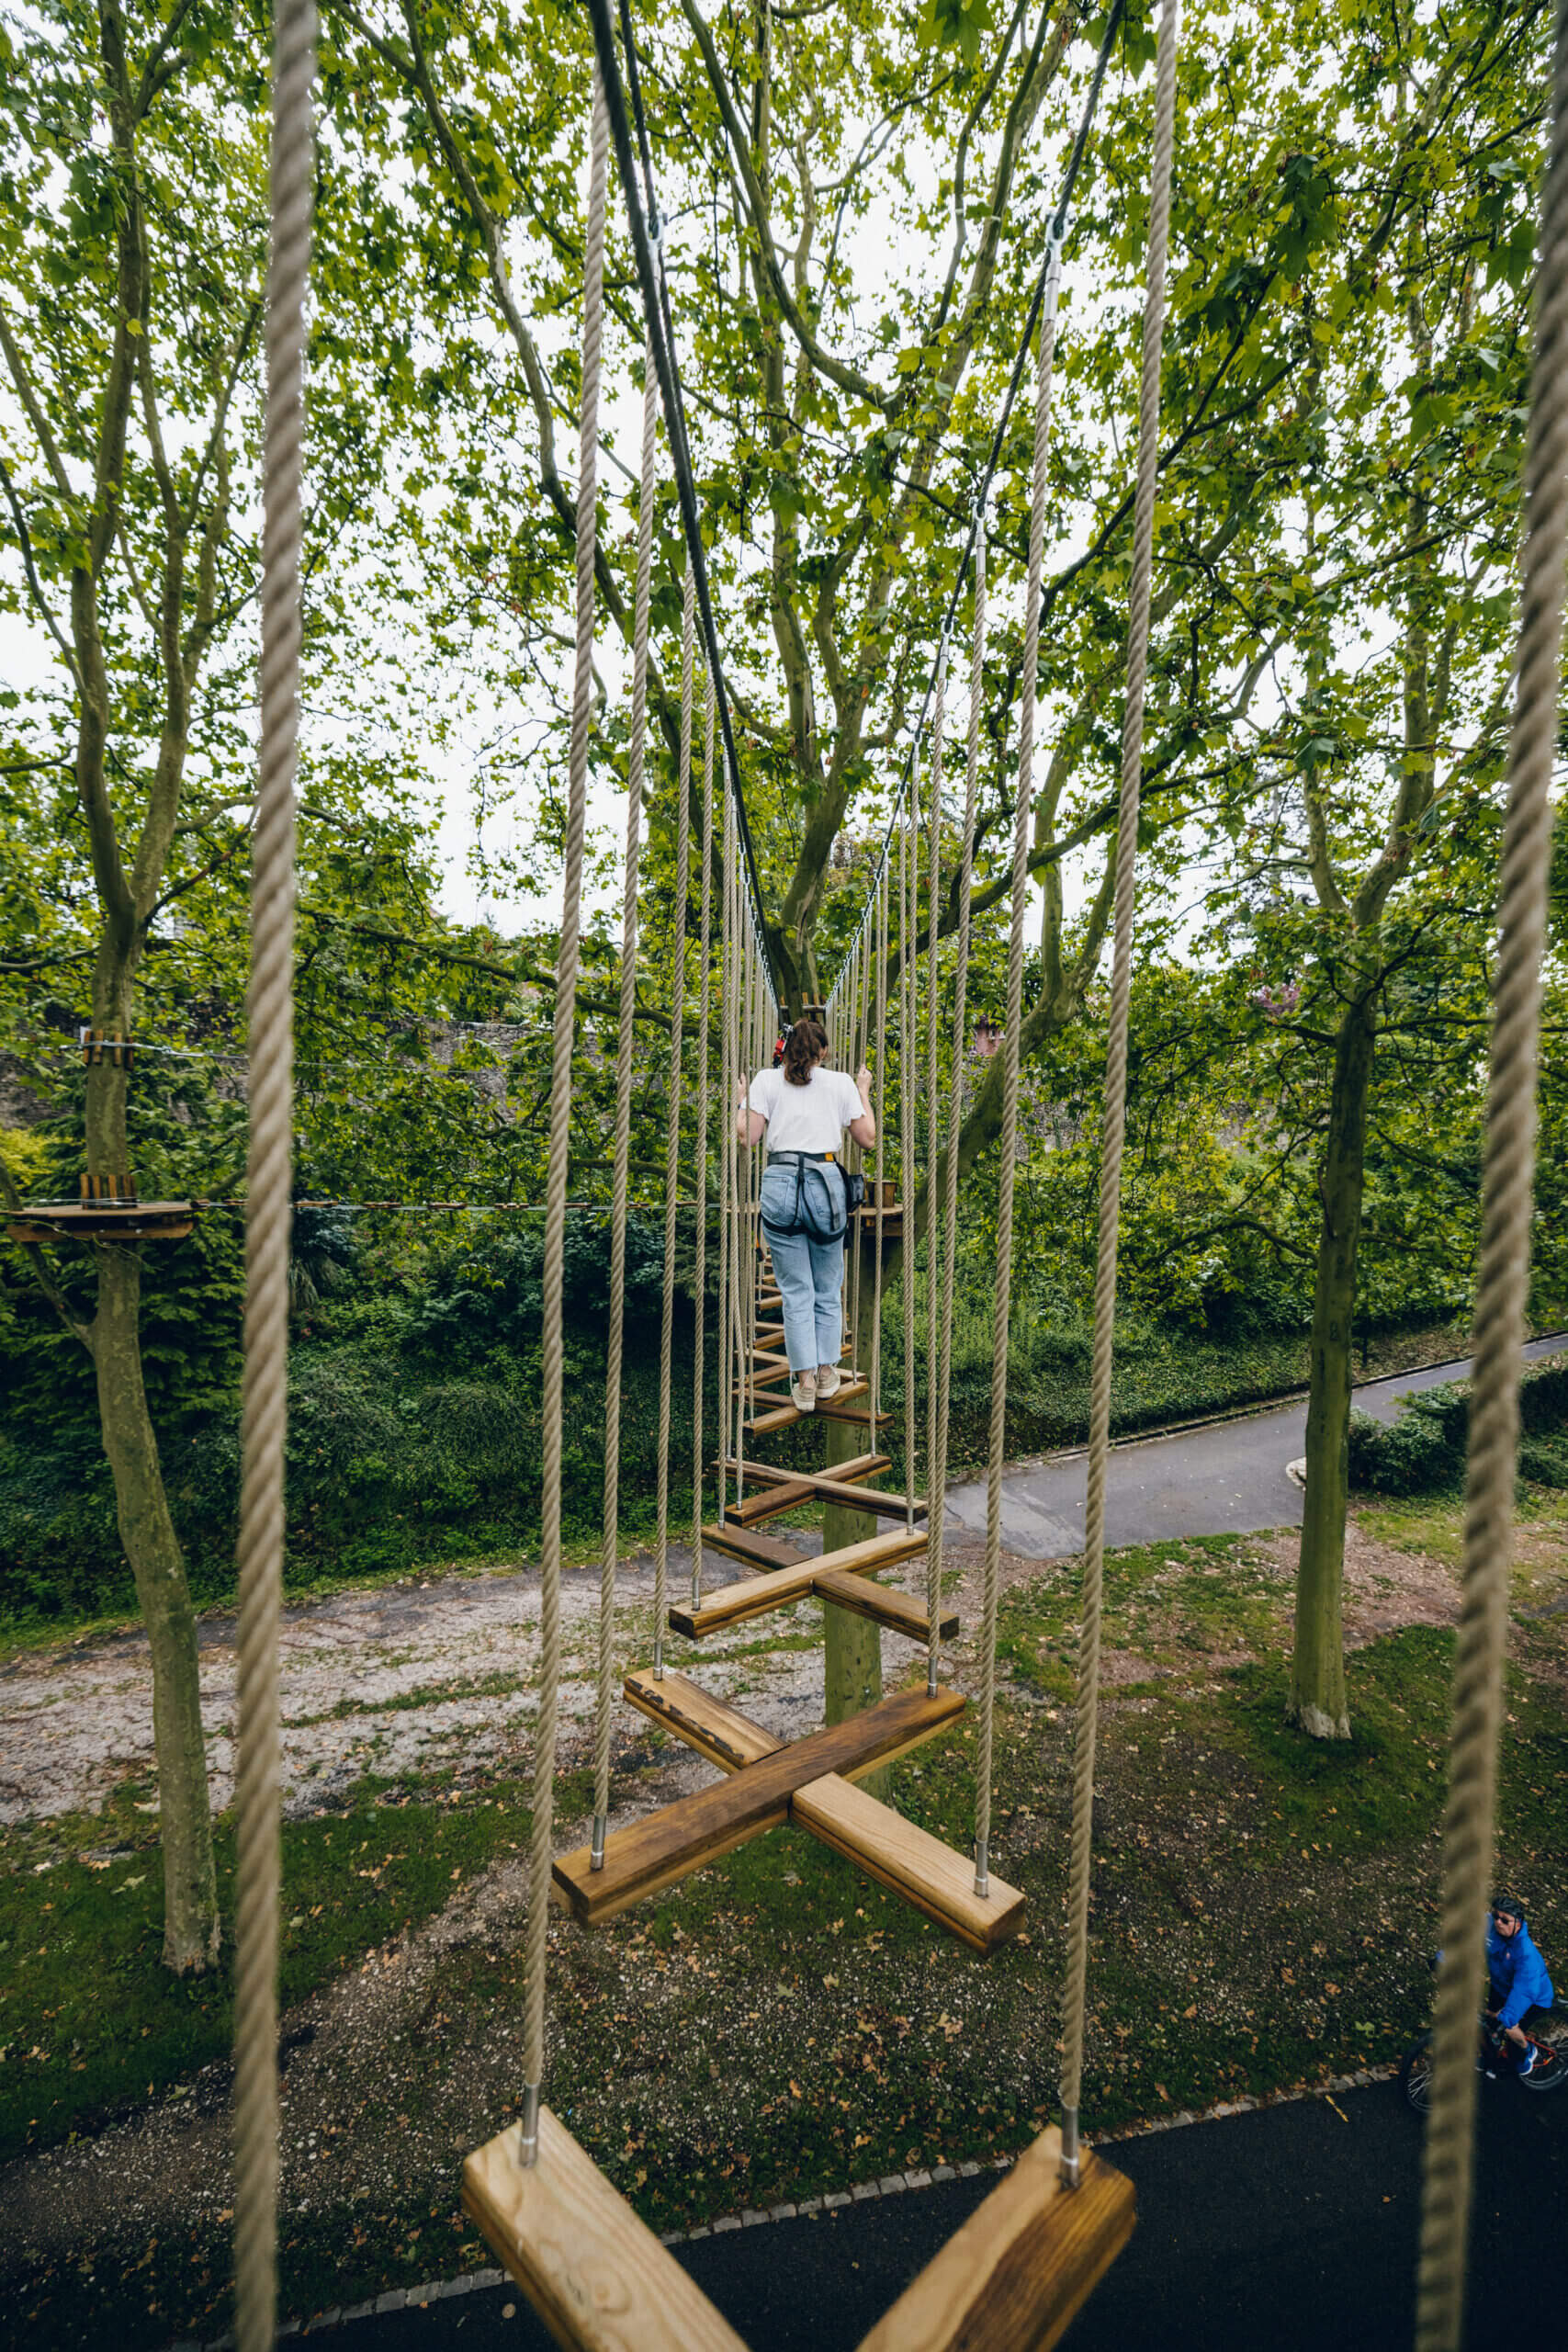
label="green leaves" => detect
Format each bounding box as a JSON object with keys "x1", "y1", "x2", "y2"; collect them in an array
[{"x1": 918, "y1": 0, "x2": 998, "y2": 71}]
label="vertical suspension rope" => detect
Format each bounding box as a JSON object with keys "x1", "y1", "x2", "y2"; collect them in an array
[
  {"x1": 1060, "y1": 0, "x2": 1180, "y2": 2183},
  {"x1": 716, "y1": 758, "x2": 735, "y2": 1522},
  {"x1": 654, "y1": 560, "x2": 696, "y2": 1679},
  {"x1": 1415, "y1": 7, "x2": 1568, "y2": 2342},
  {"x1": 592, "y1": 342, "x2": 659, "y2": 1868},
  {"x1": 232, "y1": 9, "x2": 314, "y2": 2344},
  {"x1": 900, "y1": 778, "x2": 918, "y2": 1532},
  {"x1": 871, "y1": 860, "x2": 889, "y2": 1426},
  {"x1": 978, "y1": 219, "x2": 1074, "y2": 1906},
  {"x1": 932, "y1": 553, "x2": 987, "y2": 1711},
  {"x1": 691, "y1": 681, "x2": 716, "y2": 1605},
  {"x1": 522, "y1": 60, "x2": 609, "y2": 2163},
  {"x1": 925, "y1": 653, "x2": 946, "y2": 1690}
]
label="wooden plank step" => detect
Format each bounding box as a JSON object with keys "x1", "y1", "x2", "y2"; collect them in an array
[
  {"x1": 670, "y1": 1525, "x2": 926, "y2": 1639},
  {"x1": 622, "y1": 1668, "x2": 781, "y2": 1771},
  {"x1": 620, "y1": 1676, "x2": 1022, "y2": 1957},
  {"x1": 463, "y1": 2106, "x2": 749, "y2": 2352},
  {"x1": 728, "y1": 1476, "x2": 818, "y2": 1526},
  {"x1": 722, "y1": 1458, "x2": 917, "y2": 1525},
  {"x1": 793, "y1": 1772, "x2": 1021, "y2": 1951},
  {"x1": 812, "y1": 1567, "x2": 956, "y2": 1644},
  {"x1": 744, "y1": 1374, "x2": 870, "y2": 1438},
  {"x1": 725, "y1": 1452, "x2": 890, "y2": 1491},
  {"x1": 852, "y1": 2125, "x2": 1134, "y2": 2352},
  {"x1": 700, "y1": 1521, "x2": 806, "y2": 1572},
  {"x1": 552, "y1": 1684, "x2": 966, "y2": 1925}
]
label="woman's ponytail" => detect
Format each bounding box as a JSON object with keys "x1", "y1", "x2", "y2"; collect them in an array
[{"x1": 782, "y1": 1017, "x2": 827, "y2": 1087}]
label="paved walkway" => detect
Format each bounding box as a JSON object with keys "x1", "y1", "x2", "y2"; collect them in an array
[
  {"x1": 331, "y1": 2072, "x2": 1565, "y2": 2351},
  {"x1": 943, "y1": 1336, "x2": 1567, "y2": 1560}
]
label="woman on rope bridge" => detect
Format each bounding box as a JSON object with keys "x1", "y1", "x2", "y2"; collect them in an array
[{"x1": 735, "y1": 1017, "x2": 875, "y2": 1414}]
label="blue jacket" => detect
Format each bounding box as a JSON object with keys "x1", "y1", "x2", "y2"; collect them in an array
[{"x1": 1487, "y1": 1913, "x2": 1553, "y2": 2029}]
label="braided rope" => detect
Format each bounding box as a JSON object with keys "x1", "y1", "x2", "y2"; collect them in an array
[
  {"x1": 592, "y1": 344, "x2": 658, "y2": 1860},
  {"x1": 716, "y1": 763, "x2": 734, "y2": 1523},
  {"x1": 690, "y1": 681, "x2": 716, "y2": 1607},
  {"x1": 1061, "y1": 0, "x2": 1180, "y2": 2176},
  {"x1": 977, "y1": 223, "x2": 1069, "y2": 1899},
  {"x1": 871, "y1": 860, "x2": 888, "y2": 1425},
  {"x1": 523, "y1": 62, "x2": 608, "y2": 2151},
  {"x1": 1415, "y1": 9, "x2": 1568, "y2": 2341},
  {"x1": 654, "y1": 558, "x2": 696, "y2": 1677},
  {"x1": 925, "y1": 656, "x2": 946, "y2": 1689},
  {"x1": 900, "y1": 786, "x2": 918, "y2": 1532},
  {"x1": 231, "y1": 10, "x2": 314, "y2": 2343},
  {"x1": 932, "y1": 546, "x2": 986, "y2": 1726}
]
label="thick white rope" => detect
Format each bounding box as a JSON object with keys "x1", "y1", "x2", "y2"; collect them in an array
[
  {"x1": 932, "y1": 548, "x2": 986, "y2": 1723},
  {"x1": 592, "y1": 343, "x2": 659, "y2": 1865},
  {"x1": 654, "y1": 558, "x2": 696, "y2": 1678},
  {"x1": 522, "y1": 61, "x2": 608, "y2": 2160},
  {"x1": 925, "y1": 655, "x2": 946, "y2": 1690},
  {"x1": 231, "y1": 9, "x2": 314, "y2": 2345},
  {"x1": 1415, "y1": 6, "x2": 1568, "y2": 2340},
  {"x1": 900, "y1": 774, "x2": 919, "y2": 1534},
  {"x1": 716, "y1": 755, "x2": 735, "y2": 1523},
  {"x1": 1060, "y1": 0, "x2": 1181, "y2": 2182},
  {"x1": 690, "y1": 681, "x2": 715, "y2": 1607}
]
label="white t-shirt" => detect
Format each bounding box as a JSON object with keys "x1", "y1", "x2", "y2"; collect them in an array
[{"x1": 749, "y1": 1063, "x2": 862, "y2": 1156}]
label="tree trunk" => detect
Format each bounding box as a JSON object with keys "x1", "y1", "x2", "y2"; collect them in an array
[
  {"x1": 1289, "y1": 985, "x2": 1377, "y2": 1741},
  {"x1": 92, "y1": 1246, "x2": 220, "y2": 1969},
  {"x1": 822, "y1": 1408, "x2": 887, "y2": 1800}
]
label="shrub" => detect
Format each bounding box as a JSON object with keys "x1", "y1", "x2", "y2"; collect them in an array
[{"x1": 1348, "y1": 1355, "x2": 1568, "y2": 1496}]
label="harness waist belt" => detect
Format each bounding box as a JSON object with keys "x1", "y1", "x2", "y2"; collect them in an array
[{"x1": 767, "y1": 1148, "x2": 837, "y2": 1164}]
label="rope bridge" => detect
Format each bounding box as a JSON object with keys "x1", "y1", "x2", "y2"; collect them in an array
[{"x1": 214, "y1": 0, "x2": 1566, "y2": 2346}]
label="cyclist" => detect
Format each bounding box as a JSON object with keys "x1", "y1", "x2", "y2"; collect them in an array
[{"x1": 1487, "y1": 1894, "x2": 1554, "y2": 2076}]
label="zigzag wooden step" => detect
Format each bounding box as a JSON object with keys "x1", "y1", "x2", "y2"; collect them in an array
[
  {"x1": 722, "y1": 1458, "x2": 918, "y2": 1524},
  {"x1": 743, "y1": 1374, "x2": 871, "y2": 1438},
  {"x1": 699, "y1": 1520, "x2": 806, "y2": 1572},
  {"x1": 463, "y1": 2105, "x2": 748, "y2": 2352},
  {"x1": 670, "y1": 1525, "x2": 927, "y2": 1639},
  {"x1": 812, "y1": 1566, "x2": 955, "y2": 1645},
  {"x1": 619, "y1": 1672, "x2": 1020, "y2": 1956},
  {"x1": 792, "y1": 1772, "x2": 1021, "y2": 1952},
  {"x1": 552, "y1": 1684, "x2": 965, "y2": 1926},
  {"x1": 853, "y1": 2124, "x2": 1134, "y2": 2350},
  {"x1": 721, "y1": 1454, "x2": 892, "y2": 1528},
  {"x1": 622, "y1": 1668, "x2": 780, "y2": 1771}
]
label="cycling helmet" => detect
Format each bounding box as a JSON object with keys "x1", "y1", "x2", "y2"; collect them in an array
[{"x1": 1492, "y1": 1893, "x2": 1527, "y2": 1923}]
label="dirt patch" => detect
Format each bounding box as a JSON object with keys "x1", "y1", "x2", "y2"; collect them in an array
[{"x1": 1256, "y1": 1522, "x2": 1461, "y2": 1652}]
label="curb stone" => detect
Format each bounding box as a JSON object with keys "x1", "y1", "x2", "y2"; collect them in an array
[{"x1": 188, "y1": 2066, "x2": 1404, "y2": 2345}]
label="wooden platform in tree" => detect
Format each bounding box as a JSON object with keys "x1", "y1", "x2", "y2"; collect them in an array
[
  {"x1": 669, "y1": 1525, "x2": 927, "y2": 1639},
  {"x1": 6, "y1": 1199, "x2": 195, "y2": 1244},
  {"x1": 552, "y1": 1683, "x2": 964, "y2": 1925},
  {"x1": 812, "y1": 1566, "x2": 955, "y2": 1645},
  {"x1": 852, "y1": 2125, "x2": 1134, "y2": 2351},
  {"x1": 463, "y1": 2106, "x2": 749, "y2": 2352},
  {"x1": 793, "y1": 1772, "x2": 1021, "y2": 1951},
  {"x1": 699, "y1": 1520, "x2": 806, "y2": 1573}
]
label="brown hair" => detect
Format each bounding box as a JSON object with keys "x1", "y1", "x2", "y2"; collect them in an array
[{"x1": 782, "y1": 1017, "x2": 828, "y2": 1087}]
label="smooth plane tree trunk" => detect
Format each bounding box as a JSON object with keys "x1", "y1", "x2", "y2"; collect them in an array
[
  {"x1": 93, "y1": 1247, "x2": 220, "y2": 1969},
  {"x1": 1289, "y1": 989, "x2": 1377, "y2": 1742}
]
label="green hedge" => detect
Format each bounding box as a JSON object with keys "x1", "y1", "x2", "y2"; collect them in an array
[{"x1": 1347, "y1": 1355, "x2": 1568, "y2": 1496}]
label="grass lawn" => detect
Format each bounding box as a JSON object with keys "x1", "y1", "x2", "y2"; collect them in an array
[{"x1": 3, "y1": 1493, "x2": 1565, "y2": 2347}]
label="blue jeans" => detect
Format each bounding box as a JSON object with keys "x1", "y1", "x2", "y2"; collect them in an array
[{"x1": 761, "y1": 1160, "x2": 846, "y2": 1375}]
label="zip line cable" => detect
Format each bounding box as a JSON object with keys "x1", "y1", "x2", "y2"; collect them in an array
[
  {"x1": 824, "y1": 0, "x2": 1127, "y2": 1012},
  {"x1": 584, "y1": 0, "x2": 780, "y2": 1014}
]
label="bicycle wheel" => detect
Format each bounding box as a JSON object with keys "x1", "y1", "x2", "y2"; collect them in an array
[
  {"x1": 1520, "y1": 2016, "x2": 1568, "y2": 2094},
  {"x1": 1400, "y1": 2032, "x2": 1435, "y2": 2115}
]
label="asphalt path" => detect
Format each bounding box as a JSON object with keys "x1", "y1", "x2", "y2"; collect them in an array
[
  {"x1": 943, "y1": 1335, "x2": 1568, "y2": 1560},
  {"x1": 337, "y1": 2073, "x2": 1565, "y2": 2351}
]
